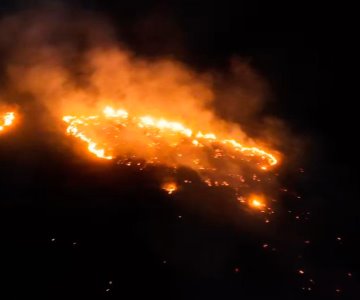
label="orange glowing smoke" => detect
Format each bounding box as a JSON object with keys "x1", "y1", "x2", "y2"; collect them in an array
[{"x1": 0, "y1": 111, "x2": 15, "y2": 133}]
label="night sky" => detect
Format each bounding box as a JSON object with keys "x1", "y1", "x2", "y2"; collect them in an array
[{"x1": 0, "y1": 1, "x2": 359, "y2": 299}]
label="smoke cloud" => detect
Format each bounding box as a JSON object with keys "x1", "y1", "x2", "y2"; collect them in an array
[{"x1": 0, "y1": 3, "x2": 288, "y2": 170}]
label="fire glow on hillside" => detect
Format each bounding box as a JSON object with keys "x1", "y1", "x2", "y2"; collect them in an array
[
  {"x1": 0, "y1": 111, "x2": 15, "y2": 133},
  {"x1": 63, "y1": 106, "x2": 279, "y2": 212}
]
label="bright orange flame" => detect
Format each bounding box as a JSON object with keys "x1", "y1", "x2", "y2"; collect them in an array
[
  {"x1": 162, "y1": 182, "x2": 178, "y2": 194},
  {"x1": 63, "y1": 106, "x2": 278, "y2": 166},
  {"x1": 249, "y1": 195, "x2": 266, "y2": 210},
  {"x1": 0, "y1": 112, "x2": 16, "y2": 133},
  {"x1": 63, "y1": 106, "x2": 280, "y2": 197},
  {"x1": 62, "y1": 115, "x2": 113, "y2": 160}
]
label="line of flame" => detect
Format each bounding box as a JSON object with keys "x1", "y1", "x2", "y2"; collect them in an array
[{"x1": 63, "y1": 106, "x2": 278, "y2": 168}]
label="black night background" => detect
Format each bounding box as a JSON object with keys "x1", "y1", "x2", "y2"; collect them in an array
[{"x1": 0, "y1": 1, "x2": 358, "y2": 299}]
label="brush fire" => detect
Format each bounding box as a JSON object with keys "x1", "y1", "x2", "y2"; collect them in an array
[
  {"x1": 0, "y1": 111, "x2": 15, "y2": 133},
  {"x1": 62, "y1": 105, "x2": 279, "y2": 212},
  {"x1": 0, "y1": 10, "x2": 282, "y2": 214}
]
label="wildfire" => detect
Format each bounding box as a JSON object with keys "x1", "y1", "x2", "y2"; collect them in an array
[
  {"x1": 63, "y1": 115, "x2": 113, "y2": 160},
  {"x1": 162, "y1": 182, "x2": 178, "y2": 194},
  {"x1": 248, "y1": 195, "x2": 266, "y2": 210},
  {"x1": 63, "y1": 106, "x2": 279, "y2": 193},
  {"x1": 63, "y1": 106, "x2": 278, "y2": 165},
  {"x1": 0, "y1": 111, "x2": 15, "y2": 133}
]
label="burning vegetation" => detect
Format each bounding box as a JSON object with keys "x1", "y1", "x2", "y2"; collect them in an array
[
  {"x1": 63, "y1": 106, "x2": 277, "y2": 167},
  {"x1": 0, "y1": 8, "x2": 282, "y2": 214},
  {"x1": 62, "y1": 105, "x2": 279, "y2": 209},
  {"x1": 0, "y1": 111, "x2": 16, "y2": 133}
]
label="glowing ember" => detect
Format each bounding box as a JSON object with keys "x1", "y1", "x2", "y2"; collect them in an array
[
  {"x1": 249, "y1": 195, "x2": 266, "y2": 209},
  {"x1": 0, "y1": 112, "x2": 15, "y2": 133},
  {"x1": 162, "y1": 182, "x2": 178, "y2": 194}
]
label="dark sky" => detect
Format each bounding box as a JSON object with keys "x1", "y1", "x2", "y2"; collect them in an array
[{"x1": 0, "y1": 1, "x2": 358, "y2": 299}]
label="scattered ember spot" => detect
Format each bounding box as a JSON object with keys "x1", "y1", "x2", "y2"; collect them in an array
[
  {"x1": 237, "y1": 196, "x2": 246, "y2": 203},
  {"x1": 162, "y1": 182, "x2": 178, "y2": 194}
]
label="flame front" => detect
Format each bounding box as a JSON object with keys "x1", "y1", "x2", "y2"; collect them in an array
[
  {"x1": 63, "y1": 106, "x2": 279, "y2": 194},
  {"x1": 63, "y1": 115, "x2": 113, "y2": 160},
  {"x1": 63, "y1": 106, "x2": 277, "y2": 166},
  {"x1": 0, "y1": 112, "x2": 15, "y2": 133}
]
